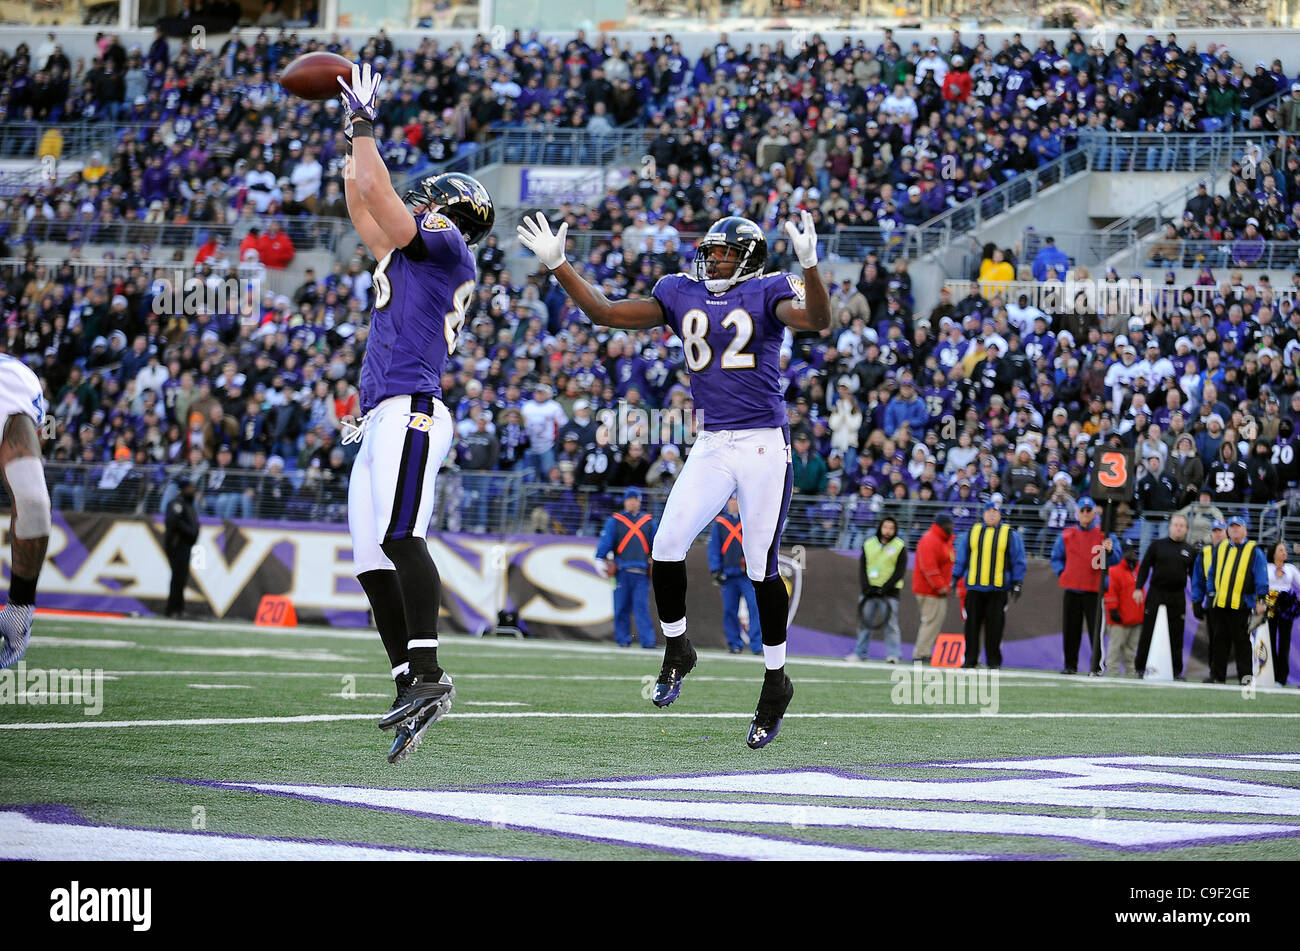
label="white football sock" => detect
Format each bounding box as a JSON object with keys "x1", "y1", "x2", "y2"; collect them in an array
[
  {"x1": 764, "y1": 642, "x2": 786, "y2": 671},
  {"x1": 661, "y1": 618, "x2": 686, "y2": 639}
]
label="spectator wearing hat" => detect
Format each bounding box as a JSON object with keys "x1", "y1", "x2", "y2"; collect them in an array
[
  {"x1": 952, "y1": 500, "x2": 1026, "y2": 669},
  {"x1": 708, "y1": 494, "x2": 761, "y2": 655},
  {"x1": 1135, "y1": 513, "x2": 1196, "y2": 679},
  {"x1": 1134, "y1": 448, "x2": 1180, "y2": 553},
  {"x1": 792, "y1": 432, "x2": 827, "y2": 494},
  {"x1": 595, "y1": 488, "x2": 658, "y2": 649},
  {"x1": 522, "y1": 384, "x2": 566, "y2": 479},
  {"x1": 1189, "y1": 517, "x2": 1229, "y2": 677},
  {"x1": 1193, "y1": 515, "x2": 1269, "y2": 684},
  {"x1": 1105, "y1": 543, "x2": 1145, "y2": 675},
  {"x1": 912, "y1": 513, "x2": 955, "y2": 662},
  {"x1": 1050, "y1": 495, "x2": 1121, "y2": 675},
  {"x1": 163, "y1": 475, "x2": 200, "y2": 619}
]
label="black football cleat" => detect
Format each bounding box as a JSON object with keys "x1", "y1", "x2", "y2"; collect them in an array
[
  {"x1": 379, "y1": 671, "x2": 455, "y2": 731},
  {"x1": 384, "y1": 672, "x2": 456, "y2": 764},
  {"x1": 651, "y1": 638, "x2": 697, "y2": 707},
  {"x1": 386, "y1": 671, "x2": 415, "y2": 718},
  {"x1": 746, "y1": 673, "x2": 794, "y2": 750}
]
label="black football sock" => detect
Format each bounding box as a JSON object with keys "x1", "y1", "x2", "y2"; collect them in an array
[
  {"x1": 357, "y1": 569, "x2": 408, "y2": 674},
  {"x1": 651, "y1": 558, "x2": 688, "y2": 652},
  {"x1": 7, "y1": 573, "x2": 37, "y2": 607},
  {"x1": 381, "y1": 537, "x2": 443, "y2": 678},
  {"x1": 754, "y1": 577, "x2": 789, "y2": 677}
]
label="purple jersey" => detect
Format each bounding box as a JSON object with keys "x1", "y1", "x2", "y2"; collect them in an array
[
  {"x1": 359, "y1": 211, "x2": 477, "y2": 414},
  {"x1": 653, "y1": 272, "x2": 802, "y2": 430}
]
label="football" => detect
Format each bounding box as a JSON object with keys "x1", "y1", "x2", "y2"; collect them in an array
[{"x1": 279, "y1": 51, "x2": 354, "y2": 101}]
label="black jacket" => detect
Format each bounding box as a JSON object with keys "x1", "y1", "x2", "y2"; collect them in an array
[
  {"x1": 1136, "y1": 471, "x2": 1181, "y2": 513},
  {"x1": 164, "y1": 495, "x2": 198, "y2": 551},
  {"x1": 1136, "y1": 537, "x2": 1196, "y2": 593}
]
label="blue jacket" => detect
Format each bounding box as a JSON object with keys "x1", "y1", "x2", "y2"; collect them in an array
[
  {"x1": 1196, "y1": 539, "x2": 1271, "y2": 611},
  {"x1": 707, "y1": 511, "x2": 747, "y2": 579},
  {"x1": 596, "y1": 510, "x2": 658, "y2": 570},
  {"x1": 1032, "y1": 244, "x2": 1071, "y2": 281},
  {"x1": 883, "y1": 395, "x2": 929, "y2": 436},
  {"x1": 952, "y1": 524, "x2": 1027, "y2": 592}
]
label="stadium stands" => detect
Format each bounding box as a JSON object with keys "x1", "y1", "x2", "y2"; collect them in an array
[{"x1": 2, "y1": 25, "x2": 1300, "y2": 557}]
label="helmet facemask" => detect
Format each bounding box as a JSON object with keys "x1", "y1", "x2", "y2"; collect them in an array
[{"x1": 694, "y1": 236, "x2": 762, "y2": 293}]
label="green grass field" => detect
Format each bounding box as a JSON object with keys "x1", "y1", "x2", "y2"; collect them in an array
[{"x1": 1, "y1": 616, "x2": 1298, "y2": 860}]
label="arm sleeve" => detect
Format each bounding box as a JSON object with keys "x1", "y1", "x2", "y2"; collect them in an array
[
  {"x1": 859, "y1": 549, "x2": 870, "y2": 595},
  {"x1": 595, "y1": 519, "x2": 615, "y2": 560},
  {"x1": 707, "y1": 523, "x2": 722, "y2": 572},
  {"x1": 1009, "y1": 531, "x2": 1027, "y2": 585},
  {"x1": 1136, "y1": 545, "x2": 1153, "y2": 589},
  {"x1": 952, "y1": 533, "x2": 968, "y2": 582},
  {"x1": 649, "y1": 276, "x2": 677, "y2": 329},
  {"x1": 1253, "y1": 549, "x2": 1271, "y2": 600},
  {"x1": 764, "y1": 272, "x2": 804, "y2": 311},
  {"x1": 1050, "y1": 532, "x2": 1067, "y2": 575}
]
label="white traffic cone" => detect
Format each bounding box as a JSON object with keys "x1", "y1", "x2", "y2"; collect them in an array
[{"x1": 1143, "y1": 604, "x2": 1174, "y2": 681}]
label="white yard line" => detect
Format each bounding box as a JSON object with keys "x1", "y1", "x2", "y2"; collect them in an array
[
  {"x1": 186, "y1": 684, "x2": 252, "y2": 690},
  {"x1": 33, "y1": 617, "x2": 1300, "y2": 696},
  {"x1": 3, "y1": 711, "x2": 1300, "y2": 730}
]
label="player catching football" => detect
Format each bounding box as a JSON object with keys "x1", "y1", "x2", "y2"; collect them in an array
[
  {"x1": 337, "y1": 62, "x2": 495, "y2": 763},
  {"x1": 518, "y1": 210, "x2": 829, "y2": 748}
]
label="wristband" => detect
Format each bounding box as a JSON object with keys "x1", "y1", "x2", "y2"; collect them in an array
[{"x1": 351, "y1": 118, "x2": 374, "y2": 139}]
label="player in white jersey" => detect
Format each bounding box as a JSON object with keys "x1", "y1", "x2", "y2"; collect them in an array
[
  {"x1": 0, "y1": 354, "x2": 51, "y2": 668},
  {"x1": 519, "y1": 211, "x2": 830, "y2": 748}
]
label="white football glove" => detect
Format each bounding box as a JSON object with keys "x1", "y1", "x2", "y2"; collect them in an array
[
  {"x1": 517, "y1": 212, "x2": 569, "y2": 270},
  {"x1": 784, "y1": 209, "x2": 819, "y2": 269},
  {"x1": 337, "y1": 61, "x2": 381, "y2": 123}
]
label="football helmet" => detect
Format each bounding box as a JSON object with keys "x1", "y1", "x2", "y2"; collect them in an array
[
  {"x1": 402, "y1": 171, "x2": 495, "y2": 246},
  {"x1": 694, "y1": 216, "x2": 767, "y2": 293}
]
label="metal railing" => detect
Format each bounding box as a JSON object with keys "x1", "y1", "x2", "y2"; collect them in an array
[
  {"x1": 9, "y1": 215, "x2": 358, "y2": 255},
  {"x1": 12, "y1": 465, "x2": 1293, "y2": 554},
  {"x1": 916, "y1": 146, "x2": 1092, "y2": 253},
  {"x1": 397, "y1": 125, "x2": 652, "y2": 194},
  {"x1": 0, "y1": 122, "x2": 158, "y2": 162},
  {"x1": 1079, "y1": 130, "x2": 1282, "y2": 174},
  {"x1": 940, "y1": 276, "x2": 1300, "y2": 321},
  {"x1": 1135, "y1": 237, "x2": 1300, "y2": 271}
]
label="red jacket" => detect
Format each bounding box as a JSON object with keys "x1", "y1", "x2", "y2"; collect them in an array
[
  {"x1": 942, "y1": 70, "x2": 972, "y2": 102},
  {"x1": 912, "y1": 523, "x2": 955, "y2": 597},
  {"x1": 1105, "y1": 561, "x2": 1144, "y2": 625},
  {"x1": 1057, "y1": 523, "x2": 1107, "y2": 592},
  {"x1": 257, "y1": 230, "x2": 296, "y2": 270}
]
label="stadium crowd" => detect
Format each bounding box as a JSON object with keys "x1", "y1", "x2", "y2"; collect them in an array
[
  {"x1": 2, "y1": 24, "x2": 1298, "y2": 254},
  {"x1": 1, "y1": 28, "x2": 1299, "y2": 548}
]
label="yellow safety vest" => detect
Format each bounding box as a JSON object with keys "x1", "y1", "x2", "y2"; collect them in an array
[
  {"x1": 863, "y1": 535, "x2": 906, "y2": 589},
  {"x1": 1212, "y1": 539, "x2": 1258, "y2": 610},
  {"x1": 967, "y1": 524, "x2": 1010, "y2": 589}
]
